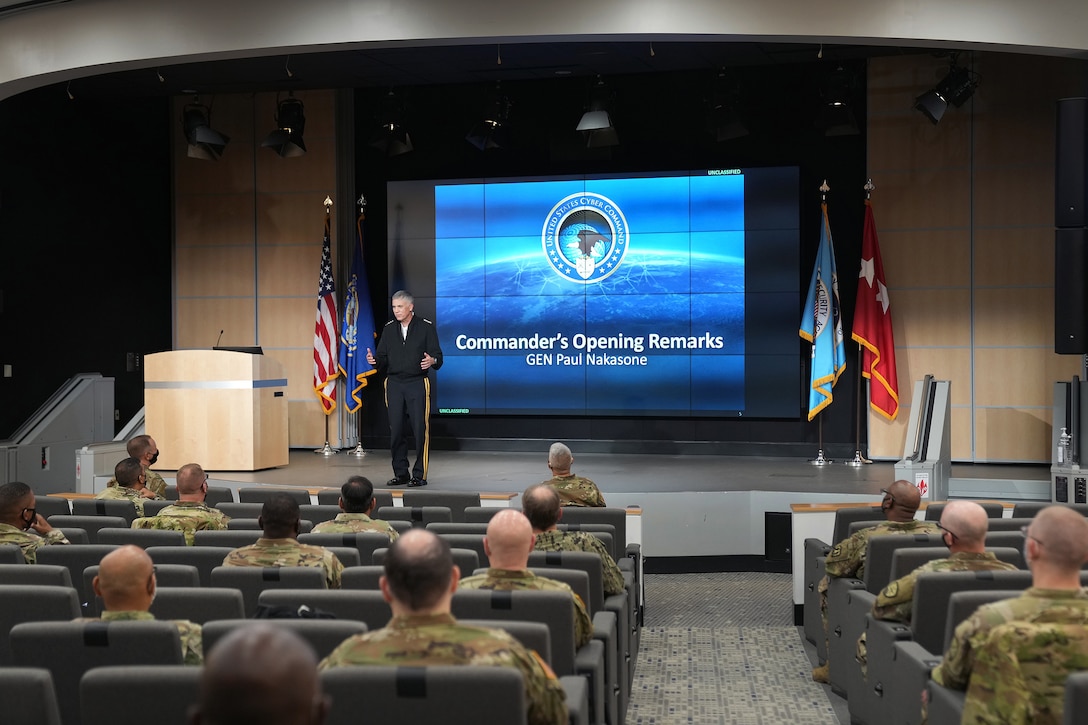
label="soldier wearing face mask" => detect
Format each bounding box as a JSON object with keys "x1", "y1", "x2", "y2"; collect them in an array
[
  {"x1": 0, "y1": 480, "x2": 70, "y2": 564},
  {"x1": 105, "y1": 434, "x2": 167, "y2": 497}
]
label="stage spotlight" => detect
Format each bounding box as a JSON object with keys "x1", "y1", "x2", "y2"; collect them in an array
[
  {"x1": 914, "y1": 60, "x2": 979, "y2": 125},
  {"x1": 576, "y1": 76, "x2": 619, "y2": 147},
  {"x1": 182, "y1": 98, "x2": 230, "y2": 161},
  {"x1": 262, "y1": 95, "x2": 306, "y2": 157},
  {"x1": 371, "y1": 90, "x2": 413, "y2": 156},
  {"x1": 466, "y1": 83, "x2": 511, "y2": 151},
  {"x1": 815, "y1": 66, "x2": 860, "y2": 136},
  {"x1": 709, "y1": 70, "x2": 749, "y2": 142}
]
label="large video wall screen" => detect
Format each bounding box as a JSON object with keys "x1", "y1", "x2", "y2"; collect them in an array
[{"x1": 388, "y1": 167, "x2": 801, "y2": 418}]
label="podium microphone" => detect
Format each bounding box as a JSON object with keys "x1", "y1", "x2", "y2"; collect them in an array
[{"x1": 214, "y1": 329, "x2": 224, "y2": 348}]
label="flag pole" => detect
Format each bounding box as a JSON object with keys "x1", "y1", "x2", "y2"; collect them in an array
[
  {"x1": 809, "y1": 180, "x2": 833, "y2": 466},
  {"x1": 350, "y1": 193, "x2": 370, "y2": 458},
  {"x1": 316, "y1": 195, "x2": 340, "y2": 456},
  {"x1": 845, "y1": 179, "x2": 877, "y2": 467}
]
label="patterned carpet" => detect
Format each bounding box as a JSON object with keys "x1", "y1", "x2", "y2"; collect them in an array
[{"x1": 627, "y1": 572, "x2": 839, "y2": 724}]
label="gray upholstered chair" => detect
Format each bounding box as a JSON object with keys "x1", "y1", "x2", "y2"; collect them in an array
[
  {"x1": 201, "y1": 619, "x2": 368, "y2": 660},
  {"x1": 209, "y1": 565, "x2": 328, "y2": 615},
  {"x1": 0, "y1": 667, "x2": 62, "y2": 725},
  {"x1": 0, "y1": 585, "x2": 81, "y2": 665},
  {"x1": 80, "y1": 665, "x2": 200, "y2": 725}
]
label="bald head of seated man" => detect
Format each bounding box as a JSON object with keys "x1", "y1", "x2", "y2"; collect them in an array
[{"x1": 190, "y1": 623, "x2": 328, "y2": 725}]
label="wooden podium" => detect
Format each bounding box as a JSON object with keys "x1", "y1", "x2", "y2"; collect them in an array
[{"x1": 145, "y1": 350, "x2": 289, "y2": 471}]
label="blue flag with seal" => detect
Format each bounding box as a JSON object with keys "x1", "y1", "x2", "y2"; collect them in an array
[
  {"x1": 799, "y1": 202, "x2": 846, "y2": 421},
  {"x1": 338, "y1": 210, "x2": 378, "y2": 413}
]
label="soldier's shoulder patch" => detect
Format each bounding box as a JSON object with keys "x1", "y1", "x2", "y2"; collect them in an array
[
  {"x1": 882, "y1": 581, "x2": 900, "y2": 598},
  {"x1": 530, "y1": 648, "x2": 558, "y2": 680}
]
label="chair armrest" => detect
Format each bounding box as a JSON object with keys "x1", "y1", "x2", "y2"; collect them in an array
[
  {"x1": 884, "y1": 640, "x2": 943, "y2": 725},
  {"x1": 560, "y1": 675, "x2": 590, "y2": 725},
  {"x1": 574, "y1": 639, "x2": 607, "y2": 725},
  {"x1": 926, "y1": 680, "x2": 965, "y2": 725}
]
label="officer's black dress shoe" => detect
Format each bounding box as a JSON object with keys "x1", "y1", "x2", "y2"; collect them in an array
[
  {"x1": 386, "y1": 477, "x2": 410, "y2": 487},
  {"x1": 407, "y1": 478, "x2": 428, "y2": 487}
]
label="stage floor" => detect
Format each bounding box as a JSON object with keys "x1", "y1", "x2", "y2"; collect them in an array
[{"x1": 200, "y1": 449, "x2": 1050, "y2": 503}]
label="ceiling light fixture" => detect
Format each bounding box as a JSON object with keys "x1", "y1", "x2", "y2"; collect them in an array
[
  {"x1": 815, "y1": 65, "x2": 860, "y2": 136},
  {"x1": 709, "y1": 69, "x2": 748, "y2": 142},
  {"x1": 182, "y1": 96, "x2": 230, "y2": 161},
  {"x1": 914, "y1": 54, "x2": 980, "y2": 125},
  {"x1": 576, "y1": 76, "x2": 619, "y2": 148},
  {"x1": 466, "y1": 82, "x2": 511, "y2": 151},
  {"x1": 262, "y1": 94, "x2": 306, "y2": 157},
  {"x1": 370, "y1": 90, "x2": 413, "y2": 157}
]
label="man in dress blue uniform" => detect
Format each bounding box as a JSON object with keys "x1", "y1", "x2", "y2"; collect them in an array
[{"x1": 366, "y1": 290, "x2": 443, "y2": 488}]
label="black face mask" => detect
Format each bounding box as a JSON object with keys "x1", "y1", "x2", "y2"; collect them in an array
[
  {"x1": 20, "y1": 509, "x2": 35, "y2": 531},
  {"x1": 149, "y1": 451, "x2": 159, "y2": 466}
]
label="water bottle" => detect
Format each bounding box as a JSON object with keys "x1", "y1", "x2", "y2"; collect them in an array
[{"x1": 1059, "y1": 427, "x2": 1071, "y2": 464}]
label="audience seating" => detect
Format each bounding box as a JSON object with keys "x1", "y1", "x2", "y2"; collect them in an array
[
  {"x1": 201, "y1": 618, "x2": 368, "y2": 660},
  {"x1": 373, "y1": 546, "x2": 481, "y2": 575},
  {"x1": 340, "y1": 565, "x2": 384, "y2": 590},
  {"x1": 35, "y1": 544, "x2": 120, "y2": 604},
  {"x1": 388, "y1": 519, "x2": 412, "y2": 534},
  {"x1": 224, "y1": 518, "x2": 314, "y2": 533},
  {"x1": 317, "y1": 488, "x2": 394, "y2": 509},
  {"x1": 163, "y1": 485, "x2": 234, "y2": 506},
  {"x1": 83, "y1": 563, "x2": 202, "y2": 616},
  {"x1": 923, "y1": 501, "x2": 1005, "y2": 520},
  {"x1": 299, "y1": 531, "x2": 395, "y2": 566},
  {"x1": 983, "y1": 517, "x2": 1036, "y2": 532},
  {"x1": 0, "y1": 563, "x2": 73, "y2": 587},
  {"x1": 1065, "y1": 671, "x2": 1088, "y2": 725},
  {"x1": 148, "y1": 586, "x2": 246, "y2": 623},
  {"x1": 803, "y1": 537, "x2": 831, "y2": 658},
  {"x1": 140, "y1": 499, "x2": 174, "y2": 517},
  {"x1": 10, "y1": 620, "x2": 184, "y2": 725},
  {"x1": 426, "y1": 522, "x2": 488, "y2": 535},
  {"x1": 0, "y1": 585, "x2": 82, "y2": 665},
  {"x1": 257, "y1": 588, "x2": 392, "y2": 627},
  {"x1": 34, "y1": 497, "x2": 72, "y2": 518},
  {"x1": 451, "y1": 588, "x2": 609, "y2": 725},
  {"x1": 46, "y1": 515, "x2": 128, "y2": 543},
  {"x1": 376, "y1": 505, "x2": 452, "y2": 528},
  {"x1": 402, "y1": 490, "x2": 482, "y2": 522},
  {"x1": 216, "y1": 502, "x2": 265, "y2": 519},
  {"x1": 237, "y1": 487, "x2": 311, "y2": 504},
  {"x1": 1011, "y1": 501, "x2": 1088, "y2": 518},
  {"x1": 55, "y1": 528, "x2": 91, "y2": 545},
  {"x1": 209, "y1": 565, "x2": 328, "y2": 615},
  {"x1": 0, "y1": 667, "x2": 62, "y2": 725},
  {"x1": 435, "y1": 533, "x2": 490, "y2": 567},
  {"x1": 0, "y1": 543, "x2": 25, "y2": 563},
  {"x1": 72, "y1": 499, "x2": 139, "y2": 525},
  {"x1": 888, "y1": 546, "x2": 1023, "y2": 580},
  {"x1": 97, "y1": 528, "x2": 187, "y2": 548},
  {"x1": 925, "y1": 679, "x2": 966, "y2": 725},
  {"x1": 463, "y1": 506, "x2": 501, "y2": 523},
  {"x1": 146, "y1": 546, "x2": 235, "y2": 587},
  {"x1": 193, "y1": 529, "x2": 262, "y2": 546},
  {"x1": 80, "y1": 665, "x2": 200, "y2": 725},
  {"x1": 324, "y1": 546, "x2": 362, "y2": 568},
  {"x1": 984, "y1": 530, "x2": 1027, "y2": 555},
  {"x1": 320, "y1": 665, "x2": 528, "y2": 725},
  {"x1": 300, "y1": 504, "x2": 342, "y2": 524}
]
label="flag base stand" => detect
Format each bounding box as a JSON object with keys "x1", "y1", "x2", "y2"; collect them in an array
[
  {"x1": 314, "y1": 442, "x2": 339, "y2": 456},
  {"x1": 809, "y1": 449, "x2": 833, "y2": 466},
  {"x1": 349, "y1": 442, "x2": 368, "y2": 457},
  {"x1": 843, "y1": 450, "x2": 871, "y2": 466}
]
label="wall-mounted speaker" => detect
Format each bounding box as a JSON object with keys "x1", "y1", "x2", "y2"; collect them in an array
[
  {"x1": 1056, "y1": 97, "x2": 1088, "y2": 228},
  {"x1": 1056, "y1": 227, "x2": 1088, "y2": 354}
]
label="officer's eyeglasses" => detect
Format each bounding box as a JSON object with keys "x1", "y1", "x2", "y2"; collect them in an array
[
  {"x1": 935, "y1": 521, "x2": 959, "y2": 543},
  {"x1": 879, "y1": 488, "x2": 897, "y2": 507}
]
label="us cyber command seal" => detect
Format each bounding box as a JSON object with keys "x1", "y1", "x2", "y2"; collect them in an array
[{"x1": 541, "y1": 191, "x2": 630, "y2": 283}]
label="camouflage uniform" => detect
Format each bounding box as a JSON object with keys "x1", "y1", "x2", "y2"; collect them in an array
[
  {"x1": 544, "y1": 474, "x2": 607, "y2": 508},
  {"x1": 318, "y1": 611, "x2": 567, "y2": 725},
  {"x1": 79, "y1": 610, "x2": 203, "y2": 665},
  {"x1": 106, "y1": 469, "x2": 168, "y2": 497},
  {"x1": 960, "y1": 620, "x2": 1088, "y2": 725},
  {"x1": 131, "y1": 501, "x2": 231, "y2": 545},
  {"x1": 459, "y1": 567, "x2": 593, "y2": 647},
  {"x1": 95, "y1": 484, "x2": 164, "y2": 517},
  {"x1": 221, "y1": 537, "x2": 343, "y2": 589},
  {"x1": 533, "y1": 529, "x2": 624, "y2": 596},
  {"x1": 855, "y1": 551, "x2": 1018, "y2": 674},
  {"x1": 312, "y1": 512, "x2": 399, "y2": 541},
  {"x1": 930, "y1": 587, "x2": 1088, "y2": 690},
  {"x1": 818, "y1": 519, "x2": 942, "y2": 639},
  {"x1": 0, "y1": 522, "x2": 69, "y2": 564}
]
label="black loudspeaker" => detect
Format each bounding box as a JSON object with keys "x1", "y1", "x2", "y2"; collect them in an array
[
  {"x1": 763, "y1": 511, "x2": 791, "y2": 562},
  {"x1": 1056, "y1": 97, "x2": 1088, "y2": 228},
  {"x1": 1056, "y1": 227, "x2": 1088, "y2": 354}
]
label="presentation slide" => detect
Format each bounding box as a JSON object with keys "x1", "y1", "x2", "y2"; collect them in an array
[{"x1": 388, "y1": 166, "x2": 801, "y2": 418}]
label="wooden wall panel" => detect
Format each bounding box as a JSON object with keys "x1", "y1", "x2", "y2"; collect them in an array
[
  {"x1": 175, "y1": 194, "x2": 256, "y2": 248},
  {"x1": 175, "y1": 245, "x2": 256, "y2": 298},
  {"x1": 973, "y1": 227, "x2": 1053, "y2": 286},
  {"x1": 879, "y1": 229, "x2": 970, "y2": 288},
  {"x1": 257, "y1": 245, "x2": 316, "y2": 297},
  {"x1": 892, "y1": 289, "x2": 971, "y2": 347},
  {"x1": 975, "y1": 407, "x2": 1053, "y2": 462},
  {"x1": 257, "y1": 298, "x2": 313, "y2": 351},
  {"x1": 175, "y1": 298, "x2": 256, "y2": 349}
]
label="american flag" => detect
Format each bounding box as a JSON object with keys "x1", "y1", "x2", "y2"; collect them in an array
[{"x1": 313, "y1": 216, "x2": 339, "y2": 414}]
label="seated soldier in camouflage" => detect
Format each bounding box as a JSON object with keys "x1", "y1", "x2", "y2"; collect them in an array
[
  {"x1": 96, "y1": 456, "x2": 164, "y2": 517},
  {"x1": 105, "y1": 434, "x2": 168, "y2": 497},
  {"x1": 319, "y1": 529, "x2": 567, "y2": 725},
  {"x1": 190, "y1": 624, "x2": 329, "y2": 725},
  {"x1": 459, "y1": 509, "x2": 593, "y2": 647},
  {"x1": 311, "y1": 476, "x2": 398, "y2": 541},
  {"x1": 222, "y1": 494, "x2": 343, "y2": 589},
  {"x1": 0, "y1": 480, "x2": 69, "y2": 563},
  {"x1": 855, "y1": 500, "x2": 1018, "y2": 674},
  {"x1": 80, "y1": 545, "x2": 203, "y2": 664},
  {"x1": 929, "y1": 505, "x2": 1088, "y2": 693},
  {"x1": 523, "y1": 483, "x2": 624, "y2": 596},
  {"x1": 812, "y1": 479, "x2": 941, "y2": 683},
  {"x1": 541, "y1": 442, "x2": 606, "y2": 507},
  {"x1": 131, "y1": 463, "x2": 230, "y2": 544}
]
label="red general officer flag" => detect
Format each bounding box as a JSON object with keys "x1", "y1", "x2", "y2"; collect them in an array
[{"x1": 851, "y1": 200, "x2": 898, "y2": 420}]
